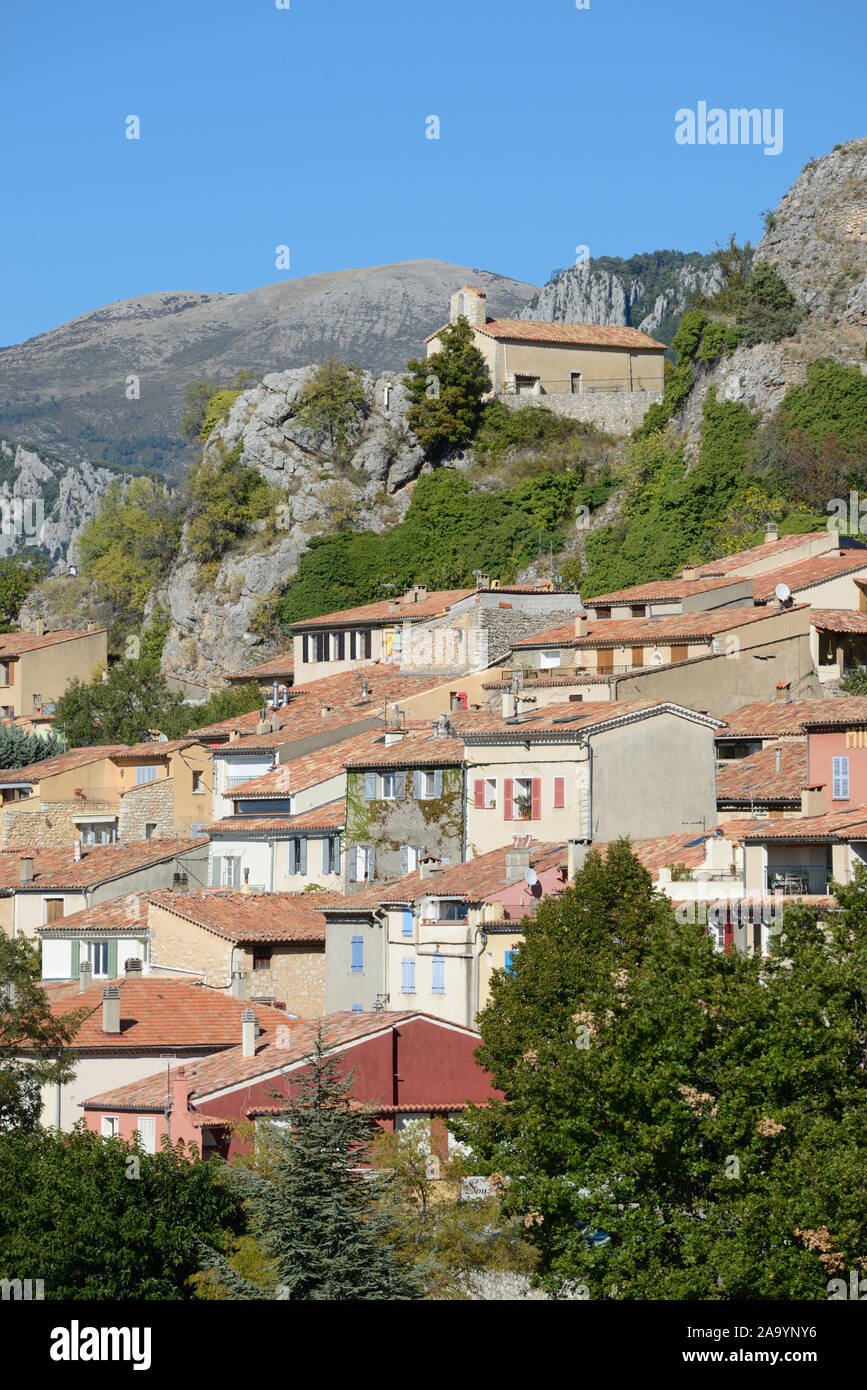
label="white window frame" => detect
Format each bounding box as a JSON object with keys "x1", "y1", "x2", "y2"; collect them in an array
[
  {"x1": 382, "y1": 771, "x2": 398, "y2": 800},
  {"x1": 101, "y1": 1116, "x2": 119, "y2": 1138},
  {"x1": 136, "y1": 1116, "x2": 156, "y2": 1154},
  {"x1": 483, "y1": 777, "x2": 497, "y2": 809},
  {"x1": 539, "y1": 649, "x2": 562, "y2": 670},
  {"x1": 135, "y1": 765, "x2": 159, "y2": 786},
  {"x1": 419, "y1": 770, "x2": 437, "y2": 800},
  {"x1": 832, "y1": 755, "x2": 850, "y2": 801}
]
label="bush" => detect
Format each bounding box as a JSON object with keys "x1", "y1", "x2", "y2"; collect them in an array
[
  {"x1": 735, "y1": 262, "x2": 806, "y2": 347},
  {"x1": 184, "y1": 443, "x2": 276, "y2": 564},
  {"x1": 293, "y1": 358, "x2": 367, "y2": 466}
]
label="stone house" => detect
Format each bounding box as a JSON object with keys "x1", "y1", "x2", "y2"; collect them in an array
[{"x1": 425, "y1": 285, "x2": 666, "y2": 398}]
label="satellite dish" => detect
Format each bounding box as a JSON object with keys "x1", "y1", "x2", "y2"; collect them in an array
[
  {"x1": 774, "y1": 582, "x2": 791, "y2": 604},
  {"x1": 524, "y1": 866, "x2": 538, "y2": 886}
]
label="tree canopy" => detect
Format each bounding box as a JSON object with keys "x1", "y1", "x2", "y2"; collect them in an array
[{"x1": 404, "y1": 317, "x2": 491, "y2": 458}]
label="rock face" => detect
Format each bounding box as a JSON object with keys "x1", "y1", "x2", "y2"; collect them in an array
[
  {"x1": 0, "y1": 260, "x2": 538, "y2": 475},
  {"x1": 0, "y1": 437, "x2": 129, "y2": 568},
  {"x1": 755, "y1": 138, "x2": 867, "y2": 327},
  {"x1": 154, "y1": 367, "x2": 435, "y2": 688},
  {"x1": 520, "y1": 252, "x2": 724, "y2": 347}
]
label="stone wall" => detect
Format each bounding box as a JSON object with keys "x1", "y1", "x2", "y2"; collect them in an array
[
  {"x1": 2, "y1": 799, "x2": 117, "y2": 850},
  {"x1": 119, "y1": 779, "x2": 174, "y2": 841},
  {"x1": 501, "y1": 389, "x2": 662, "y2": 436},
  {"x1": 240, "y1": 943, "x2": 326, "y2": 1015}
]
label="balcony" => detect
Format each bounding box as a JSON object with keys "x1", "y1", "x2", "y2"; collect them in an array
[{"x1": 766, "y1": 864, "x2": 830, "y2": 895}]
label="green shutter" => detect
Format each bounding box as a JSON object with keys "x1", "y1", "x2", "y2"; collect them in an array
[
  {"x1": 70, "y1": 939, "x2": 80, "y2": 980},
  {"x1": 107, "y1": 939, "x2": 118, "y2": 978}
]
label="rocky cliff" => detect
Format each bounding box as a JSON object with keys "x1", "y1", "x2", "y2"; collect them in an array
[{"x1": 0, "y1": 437, "x2": 130, "y2": 567}]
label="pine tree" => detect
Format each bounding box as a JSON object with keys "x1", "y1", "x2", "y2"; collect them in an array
[
  {"x1": 200, "y1": 1031, "x2": 420, "y2": 1300},
  {"x1": 404, "y1": 317, "x2": 491, "y2": 459}
]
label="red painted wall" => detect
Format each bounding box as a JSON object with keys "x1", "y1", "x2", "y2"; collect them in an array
[{"x1": 807, "y1": 728, "x2": 867, "y2": 813}]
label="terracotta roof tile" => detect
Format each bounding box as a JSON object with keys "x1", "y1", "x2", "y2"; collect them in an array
[
  {"x1": 344, "y1": 733, "x2": 465, "y2": 768},
  {"x1": 0, "y1": 744, "x2": 126, "y2": 785},
  {"x1": 586, "y1": 575, "x2": 748, "y2": 606},
  {"x1": 452, "y1": 699, "x2": 722, "y2": 740},
  {"x1": 225, "y1": 651, "x2": 295, "y2": 681},
  {"x1": 809, "y1": 610, "x2": 867, "y2": 635},
  {"x1": 695, "y1": 534, "x2": 864, "y2": 577},
  {"x1": 513, "y1": 606, "x2": 803, "y2": 650},
  {"x1": 146, "y1": 888, "x2": 335, "y2": 942},
  {"x1": 799, "y1": 697, "x2": 867, "y2": 727},
  {"x1": 0, "y1": 628, "x2": 107, "y2": 655},
  {"x1": 716, "y1": 742, "x2": 808, "y2": 805},
  {"x1": 36, "y1": 892, "x2": 151, "y2": 935},
  {"x1": 329, "y1": 841, "x2": 569, "y2": 909},
  {"x1": 719, "y1": 699, "x2": 867, "y2": 738},
  {"x1": 740, "y1": 806, "x2": 867, "y2": 842},
  {"x1": 291, "y1": 589, "x2": 475, "y2": 630},
  {"x1": 429, "y1": 319, "x2": 665, "y2": 350},
  {"x1": 228, "y1": 729, "x2": 387, "y2": 798},
  {"x1": 753, "y1": 550, "x2": 867, "y2": 599},
  {"x1": 206, "y1": 800, "x2": 345, "y2": 834},
  {"x1": 0, "y1": 839, "x2": 206, "y2": 892}
]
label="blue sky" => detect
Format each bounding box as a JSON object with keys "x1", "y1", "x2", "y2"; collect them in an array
[{"x1": 1, "y1": 0, "x2": 864, "y2": 346}]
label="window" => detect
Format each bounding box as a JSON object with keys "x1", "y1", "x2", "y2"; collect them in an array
[
  {"x1": 322, "y1": 835, "x2": 340, "y2": 875},
  {"x1": 401, "y1": 909, "x2": 414, "y2": 938},
  {"x1": 473, "y1": 778, "x2": 497, "y2": 810},
  {"x1": 630, "y1": 605, "x2": 646, "y2": 618},
  {"x1": 504, "y1": 777, "x2": 540, "y2": 821},
  {"x1": 0, "y1": 660, "x2": 10, "y2": 686},
  {"x1": 136, "y1": 1116, "x2": 156, "y2": 1155},
  {"x1": 214, "y1": 856, "x2": 241, "y2": 888},
  {"x1": 401, "y1": 958, "x2": 416, "y2": 994},
  {"x1": 351, "y1": 937, "x2": 364, "y2": 973},
  {"x1": 539, "y1": 649, "x2": 562, "y2": 670},
  {"x1": 78, "y1": 821, "x2": 117, "y2": 845},
  {"x1": 144, "y1": 822, "x2": 157, "y2": 840},
  {"x1": 382, "y1": 771, "x2": 406, "y2": 800},
  {"x1": 669, "y1": 645, "x2": 689, "y2": 664},
  {"x1": 504, "y1": 950, "x2": 517, "y2": 975},
  {"x1": 832, "y1": 755, "x2": 850, "y2": 800},
  {"x1": 236, "y1": 799, "x2": 293, "y2": 815},
  {"x1": 135, "y1": 765, "x2": 158, "y2": 786},
  {"x1": 351, "y1": 1004, "x2": 363, "y2": 1012},
  {"x1": 595, "y1": 607, "x2": 611, "y2": 620},
  {"x1": 351, "y1": 844, "x2": 375, "y2": 882},
  {"x1": 287, "y1": 838, "x2": 307, "y2": 875},
  {"x1": 192, "y1": 771, "x2": 203, "y2": 794},
  {"x1": 415, "y1": 769, "x2": 442, "y2": 800},
  {"x1": 87, "y1": 941, "x2": 110, "y2": 977},
  {"x1": 44, "y1": 898, "x2": 65, "y2": 924},
  {"x1": 363, "y1": 771, "x2": 378, "y2": 801},
  {"x1": 436, "y1": 901, "x2": 467, "y2": 922},
  {"x1": 252, "y1": 947, "x2": 272, "y2": 971},
  {"x1": 432, "y1": 955, "x2": 445, "y2": 994},
  {"x1": 101, "y1": 1116, "x2": 119, "y2": 1138},
  {"x1": 631, "y1": 647, "x2": 644, "y2": 668}
]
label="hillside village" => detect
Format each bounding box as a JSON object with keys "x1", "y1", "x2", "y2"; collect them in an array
[{"x1": 2, "y1": 131, "x2": 867, "y2": 1306}]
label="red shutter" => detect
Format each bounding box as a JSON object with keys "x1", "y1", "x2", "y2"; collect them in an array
[
  {"x1": 473, "y1": 779, "x2": 485, "y2": 809},
  {"x1": 531, "y1": 778, "x2": 541, "y2": 821},
  {"x1": 553, "y1": 776, "x2": 565, "y2": 809},
  {"x1": 503, "y1": 778, "x2": 514, "y2": 821}
]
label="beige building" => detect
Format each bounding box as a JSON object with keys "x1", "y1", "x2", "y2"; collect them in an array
[
  {"x1": 425, "y1": 285, "x2": 665, "y2": 397},
  {"x1": 0, "y1": 739, "x2": 213, "y2": 848},
  {"x1": 0, "y1": 625, "x2": 107, "y2": 720}
]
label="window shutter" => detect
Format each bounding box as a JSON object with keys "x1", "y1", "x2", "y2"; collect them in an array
[
  {"x1": 412, "y1": 769, "x2": 422, "y2": 799},
  {"x1": 553, "y1": 776, "x2": 565, "y2": 809},
  {"x1": 337, "y1": 631, "x2": 345, "y2": 660},
  {"x1": 368, "y1": 846, "x2": 375, "y2": 880},
  {"x1": 832, "y1": 755, "x2": 850, "y2": 800},
  {"x1": 473, "y1": 778, "x2": 485, "y2": 809},
  {"x1": 364, "y1": 630, "x2": 372, "y2": 658},
  {"x1": 433, "y1": 769, "x2": 442, "y2": 797},
  {"x1": 107, "y1": 939, "x2": 118, "y2": 978},
  {"x1": 399, "y1": 845, "x2": 409, "y2": 875},
  {"x1": 531, "y1": 778, "x2": 542, "y2": 820},
  {"x1": 402, "y1": 958, "x2": 415, "y2": 993},
  {"x1": 364, "y1": 771, "x2": 377, "y2": 801},
  {"x1": 70, "y1": 938, "x2": 80, "y2": 980},
  {"x1": 394, "y1": 771, "x2": 406, "y2": 800},
  {"x1": 287, "y1": 839, "x2": 297, "y2": 875},
  {"x1": 211, "y1": 856, "x2": 222, "y2": 887},
  {"x1": 298, "y1": 838, "x2": 307, "y2": 874},
  {"x1": 503, "y1": 778, "x2": 514, "y2": 821},
  {"x1": 432, "y1": 955, "x2": 445, "y2": 994},
  {"x1": 401, "y1": 909, "x2": 413, "y2": 937},
  {"x1": 351, "y1": 936, "x2": 364, "y2": 972},
  {"x1": 348, "y1": 848, "x2": 357, "y2": 883}
]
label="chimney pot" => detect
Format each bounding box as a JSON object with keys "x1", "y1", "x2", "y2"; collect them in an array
[
  {"x1": 102, "y1": 985, "x2": 121, "y2": 1034},
  {"x1": 567, "y1": 839, "x2": 590, "y2": 880},
  {"x1": 501, "y1": 691, "x2": 517, "y2": 719},
  {"x1": 19, "y1": 856, "x2": 34, "y2": 884},
  {"x1": 231, "y1": 970, "x2": 249, "y2": 1000},
  {"x1": 574, "y1": 613, "x2": 588, "y2": 638},
  {"x1": 765, "y1": 521, "x2": 778, "y2": 543},
  {"x1": 124, "y1": 957, "x2": 143, "y2": 978},
  {"x1": 774, "y1": 681, "x2": 790, "y2": 705},
  {"x1": 79, "y1": 959, "x2": 93, "y2": 991},
  {"x1": 241, "y1": 1007, "x2": 259, "y2": 1057}
]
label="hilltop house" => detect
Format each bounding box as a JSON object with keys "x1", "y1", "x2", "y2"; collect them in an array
[
  {"x1": 0, "y1": 624, "x2": 108, "y2": 721},
  {"x1": 425, "y1": 285, "x2": 666, "y2": 398}
]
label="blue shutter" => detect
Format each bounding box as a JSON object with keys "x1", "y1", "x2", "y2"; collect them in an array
[
  {"x1": 394, "y1": 771, "x2": 406, "y2": 800},
  {"x1": 432, "y1": 955, "x2": 445, "y2": 994},
  {"x1": 433, "y1": 769, "x2": 442, "y2": 797},
  {"x1": 401, "y1": 957, "x2": 415, "y2": 993},
  {"x1": 298, "y1": 838, "x2": 307, "y2": 874},
  {"x1": 70, "y1": 938, "x2": 80, "y2": 980},
  {"x1": 287, "y1": 839, "x2": 297, "y2": 875},
  {"x1": 399, "y1": 845, "x2": 410, "y2": 875},
  {"x1": 107, "y1": 939, "x2": 118, "y2": 978},
  {"x1": 364, "y1": 771, "x2": 377, "y2": 801},
  {"x1": 401, "y1": 909, "x2": 413, "y2": 937},
  {"x1": 351, "y1": 936, "x2": 363, "y2": 972}
]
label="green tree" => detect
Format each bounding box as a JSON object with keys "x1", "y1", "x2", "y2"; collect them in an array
[
  {"x1": 0, "y1": 936, "x2": 84, "y2": 1132},
  {"x1": 181, "y1": 682, "x2": 263, "y2": 735},
  {"x1": 0, "y1": 1124, "x2": 243, "y2": 1298},
  {"x1": 199, "y1": 1033, "x2": 420, "y2": 1300},
  {"x1": 404, "y1": 317, "x2": 491, "y2": 459},
  {"x1": 53, "y1": 657, "x2": 186, "y2": 747},
  {"x1": 77, "y1": 477, "x2": 182, "y2": 634},
  {"x1": 294, "y1": 357, "x2": 367, "y2": 467},
  {"x1": 0, "y1": 724, "x2": 64, "y2": 770},
  {"x1": 184, "y1": 442, "x2": 275, "y2": 564},
  {"x1": 0, "y1": 556, "x2": 48, "y2": 631},
  {"x1": 453, "y1": 843, "x2": 867, "y2": 1299},
  {"x1": 735, "y1": 262, "x2": 806, "y2": 348}
]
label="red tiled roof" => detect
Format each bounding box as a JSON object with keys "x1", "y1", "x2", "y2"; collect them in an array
[
  {"x1": 586, "y1": 575, "x2": 749, "y2": 606},
  {"x1": 81, "y1": 1010, "x2": 432, "y2": 1109},
  {"x1": 753, "y1": 551, "x2": 867, "y2": 600},
  {"x1": 146, "y1": 889, "x2": 335, "y2": 942},
  {"x1": 225, "y1": 651, "x2": 295, "y2": 682},
  {"x1": 0, "y1": 744, "x2": 126, "y2": 785},
  {"x1": 330, "y1": 841, "x2": 569, "y2": 909},
  {"x1": 207, "y1": 800, "x2": 345, "y2": 835},
  {"x1": 740, "y1": 806, "x2": 867, "y2": 843},
  {"x1": 427, "y1": 319, "x2": 666, "y2": 350},
  {"x1": 0, "y1": 839, "x2": 206, "y2": 892},
  {"x1": 809, "y1": 610, "x2": 867, "y2": 635},
  {"x1": 800, "y1": 697, "x2": 867, "y2": 727},
  {"x1": 716, "y1": 742, "x2": 808, "y2": 805},
  {"x1": 291, "y1": 589, "x2": 475, "y2": 631},
  {"x1": 36, "y1": 892, "x2": 151, "y2": 935},
  {"x1": 227, "y1": 729, "x2": 387, "y2": 798},
  {"x1": 453, "y1": 698, "x2": 722, "y2": 739},
  {"x1": 719, "y1": 698, "x2": 867, "y2": 738},
  {"x1": 694, "y1": 534, "x2": 855, "y2": 578},
  {"x1": 0, "y1": 628, "x2": 107, "y2": 655},
  {"x1": 110, "y1": 739, "x2": 202, "y2": 760},
  {"x1": 513, "y1": 605, "x2": 803, "y2": 649},
  {"x1": 344, "y1": 733, "x2": 465, "y2": 768},
  {"x1": 35, "y1": 977, "x2": 291, "y2": 1052}
]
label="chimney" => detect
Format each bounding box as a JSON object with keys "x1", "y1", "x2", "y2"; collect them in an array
[
  {"x1": 19, "y1": 857, "x2": 33, "y2": 884},
  {"x1": 34, "y1": 618, "x2": 45, "y2": 637},
  {"x1": 124, "y1": 957, "x2": 143, "y2": 978},
  {"x1": 73, "y1": 838, "x2": 82, "y2": 863},
  {"x1": 484, "y1": 900, "x2": 505, "y2": 923},
  {"x1": 172, "y1": 1067, "x2": 192, "y2": 1117},
  {"x1": 360, "y1": 680, "x2": 371, "y2": 698},
  {"x1": 800, "y1": 785, "x2": 825, "y2": 816},
  {"x1": 567, "y1": 839, "x2": 590, "y2": 880},
  {"x1": 272, "y1": 681, "x2": 279, "y2": 709},
  {"x1": 505, "y1": 845, "x2": 531, "y2": 882},
  {"x1": 419, "y1": 856, "x2": 443, "y2": 880},
  {"x1": 774, "y1": 681, "x2": 790, "y2": 705},
  {"x1": 574, "y1": 613, "x2": 588, "y2": 638},
  {"x1": 229, "y1": 729, "x2": 240, "y2": 743},
  {"x1": 476, "y1": 574, "x2": 490, "y2": 591},
  {"x1": 765, "y1": 521, "x2": 778, "y2": 543},
  {"x1": 231, "y1": 970, "x2": 249, "y2": 999},
  {"x1": 775, "y1": 746, "x2": 782, "y2": 776},
  {"x1": 102, "y1": 985, "x2": 121, "y2": 1034},
  {"x1": 502, "y1": 691, "x2": 517, "y2": 719},
  {"x1": 241, "y1": 867, "x2": 251, "y2": 896},
  {"x1": 680, "y1": 565, "x2": 700, "y2": 581},
  {"x1": 388, "y1": 599, "x2": 401, "y2": 614},
  {"x1": 241, "y1": 1007, "x2": 259, "y2": 1057},
  {"x1": 86, "y1": 621, "x2": 96, "y2": 632},
  {"x1": 79, "y1": 959, "x2": 93, "y2": 991},
  {"x1": 320, "y1": 705, "x2": 334, "y2": 717}
]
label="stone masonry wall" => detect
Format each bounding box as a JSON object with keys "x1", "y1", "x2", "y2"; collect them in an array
[
  {"x1": 119, "y1": 779, "x2": 174, "y2": 841},
  {"x1": 502, "y1": 389, "x2": 662, "y2": 436},
  {"x1": 2, "y1": 799, "x2": 117, "y2": 850}
]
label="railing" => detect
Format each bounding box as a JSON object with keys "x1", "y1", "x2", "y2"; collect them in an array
[
  {"x1": 499, "y1": 377, "x2": 663, "y2": 397},
  {"x1": 766, "y1": 864, "x2": 829, "y2": 895}
]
